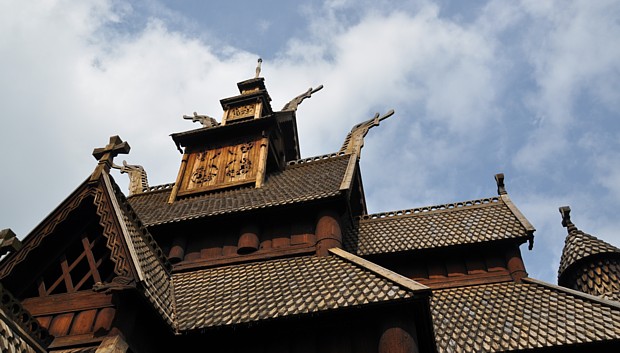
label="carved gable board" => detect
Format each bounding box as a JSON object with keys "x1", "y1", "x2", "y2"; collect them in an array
[
  {"x1": 176, "y1": 136, "x2": 267, "y2": 196},
  {"x1": 0, "y1": 176, "x2": 144, "y2": 295}
]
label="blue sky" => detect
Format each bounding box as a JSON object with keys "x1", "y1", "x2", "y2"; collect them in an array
[{"x1": 1, "y1": 0, "x2": 619, "y2": 283}]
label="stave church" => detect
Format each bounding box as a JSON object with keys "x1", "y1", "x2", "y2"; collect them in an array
[{"x1": 2, "y1": 60, "x2": 620, "y2": 352}]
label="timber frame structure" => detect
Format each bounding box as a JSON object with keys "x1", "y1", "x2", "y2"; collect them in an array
[{"x1": 2, "y1": 62, "x2": 620, "y2": 352}]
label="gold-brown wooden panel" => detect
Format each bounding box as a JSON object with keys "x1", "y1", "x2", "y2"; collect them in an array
[{"x1": 179, "y1": 139, "x2": 263, "y2": 195}]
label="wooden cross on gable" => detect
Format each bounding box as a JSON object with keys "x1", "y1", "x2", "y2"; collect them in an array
[{"x1": 89, "y1": 135, "x2": 131, "y2": 182}]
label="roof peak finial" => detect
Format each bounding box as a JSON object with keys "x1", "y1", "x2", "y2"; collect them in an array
[
  {"x1": 339, "y1": 109, "x2": 395, "y2": 156},
  {"x1": 90, "y1": 135, "x2": 130, "y2": 182},
  {"x1": 495, "y1": 173, "x2": 507, "y2": 195},
  {"x1": 559, "y1": 206, "x2": 578, "y2": 232},
  {"x1": 255, "y1": 58, "x2": 263, "y2": 78}
]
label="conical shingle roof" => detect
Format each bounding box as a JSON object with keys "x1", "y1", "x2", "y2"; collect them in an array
[{"x1": 558, "y1": 206, "x2": 620, "y2": 279}]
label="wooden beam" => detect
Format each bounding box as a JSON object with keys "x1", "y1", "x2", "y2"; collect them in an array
[{"x1": 22, "y1": 291, "x2": 114, "y2": 316}]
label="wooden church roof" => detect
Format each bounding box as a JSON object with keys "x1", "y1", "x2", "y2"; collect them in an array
[
  {"x1": 558, "y1": 220, "x2": 620, "y2": 277},
  {"x1": 344, "y1": 187, "x2": 535, "y2": 256},
  {"x1": 173, "y1": 248, "x2": 429, "y2": 331},
  {"x1": 129, "y1": 153, "x2": 354, "y2": 227},
  {"x1": 431, "y1": 278, "x2": 620, "y2": 352},
  {"x1": 3, "y1": 66, "x2": 620, "y2": 352}
]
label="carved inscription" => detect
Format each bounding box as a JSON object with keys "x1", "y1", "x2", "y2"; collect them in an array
[
  {"x1": 228, "y1": 104, "x2": 256, "y2": 121},
  {"x1": 180, "y1": 139, "x2": 262, "y2": 195}
]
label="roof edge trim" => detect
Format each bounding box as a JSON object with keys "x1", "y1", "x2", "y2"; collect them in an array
[
  {"x1": 329, "y1": 247, "x2": 430, "y2": 294},
  {"x1": 102, "y1": 173, "x2": 146, "y2": 282},
  {"x1": 286, "y1": 152, "x2": 349, "y2": 166},
  {"x1": 522, "y1": 277, "x2": 620, "y2": 311},
  {"x1": 359, "y1": 196, "x2": 501, "y2": 222},
  {"x1": 500, "y1": 194, "x2": 535, "y2": 249},
  {"x1": 339, "y1": 154, "x2": 357, "y2": 191}
]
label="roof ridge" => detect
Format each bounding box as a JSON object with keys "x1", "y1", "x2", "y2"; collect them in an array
[
  {"x1": 143, "y1": 183, "x2": 175, "y2": 193},
  {"x1": 359, "y1": 196, "x2": 501, "y2": 221},
  {"x1": 287, "y1": 151, "x2": 349, "y2": 166}
]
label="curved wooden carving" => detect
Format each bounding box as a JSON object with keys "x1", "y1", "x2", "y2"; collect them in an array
[{"x1": 93, "y1": 186, "x2": 133, "y2": 278}]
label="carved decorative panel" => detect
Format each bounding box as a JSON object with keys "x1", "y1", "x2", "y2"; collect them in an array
[
  {"x1": 178, "y1": 138, "x2": 263, "y2": 195},
  {"x1": 227, "y1": 104, "x2": 256, "y2": 122}
]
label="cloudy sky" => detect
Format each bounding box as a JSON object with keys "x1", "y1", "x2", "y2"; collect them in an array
[{"x1": 1, "y1": 0, "x2": 619, "y2": 283}]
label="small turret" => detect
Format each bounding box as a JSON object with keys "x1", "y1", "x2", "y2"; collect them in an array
[{"x1": 557, "y1": 206, "x2": 620, "y2": 301}]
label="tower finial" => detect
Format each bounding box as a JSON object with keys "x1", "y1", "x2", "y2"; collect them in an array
[
  {"x1": 559, "y1": 206, "x2": 577, "y2": 232},
  {"x1": 255, "y1": 58, "x2": 263, "y2": 78},
  {"x1": 495, "y1": 173, "x2": 507, "y2": 195}
]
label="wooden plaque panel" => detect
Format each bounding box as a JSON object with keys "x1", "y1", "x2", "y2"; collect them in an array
[
  {"x1": 178, "y1": 138, "x2": 263, "y2": 195},
  {"x1": 227, "y1": 104, "x2": 256, "y2": 122}
]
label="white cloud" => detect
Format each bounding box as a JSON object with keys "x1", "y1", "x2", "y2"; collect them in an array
[{"x1": 514, "y1": 0, "x2": 620, "y2": 171}]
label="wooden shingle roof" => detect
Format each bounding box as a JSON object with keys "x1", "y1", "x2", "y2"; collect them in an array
[
  {"x1": 172, "y1": 249, "x2": 428, "y2": 331},
  {"x1": 129, "y1": 154, "x2": 353, "y2": 227},
  {"x1": 558, "y1": 228, "x2": 620, "y2": 278},
  {"x1": 344, "y1": 195, "x2": 534, "y2": 256},
  {"x1": 431, "y1": 278, "x2": 620, "y2": 352}
]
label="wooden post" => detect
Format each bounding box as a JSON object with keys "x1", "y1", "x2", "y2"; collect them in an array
[
  {"x1": 237, "y1": 224, "x2": 260, "y2": 254},
  {"x1": 505, "y1": 246, "x2": 527, "y2": 282},
  {"x1": 168, "y1": 153, "x2": 189, "y2": 203},
  {"x1": 378, "y1": 316, "x2": 419, "y2": 353},
  {"x1": 255, "y1": 136, "x2": 269, "y2": 188},
  {"x1": 168, "y1": 236, "x2": 187, "y2": 263},
  {"x1": 315, "y1": 210, "x2": 342, "y2": 257}
]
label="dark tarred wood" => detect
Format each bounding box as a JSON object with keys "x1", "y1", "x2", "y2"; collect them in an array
[
  {"x1": 445, "y1": 258, "x2": 467, "y2": 277},
  {"x1": 485, "y1": 254, "x2": 507, "y2": 272},
  {"x1": 222, "y1": 245, "x2": 237, "y2": 256},
  {"x1": 173, "y1": 244, "x2": 316, "y2": 272},
  {"x1": 427, "y1": 260, "x2": 447, "y2": 279},
  {"x1": 168, "y1": 236, "x2": 187, "y2": 264},
  {"x1": 201, "y1": 247, "x2": 222, "y2": 259},
  {"x1": 465, "y1": 256, "x2": 486, "y2": 274},
  {"x1": 291, "y1": 233, "x2": 315, "y2": 245}
]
